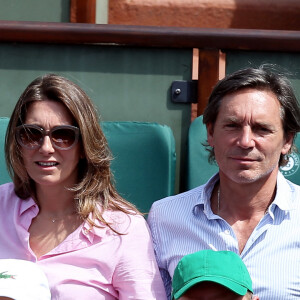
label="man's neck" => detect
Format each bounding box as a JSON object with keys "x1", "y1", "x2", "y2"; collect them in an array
[
  {"x1": 213, "y1": 170, "x2": 278, "y2": 253},
  {"x1": 217, "y1": 170, "x2": 278, "y2": 219}
]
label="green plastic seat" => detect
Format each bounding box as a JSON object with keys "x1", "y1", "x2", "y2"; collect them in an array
[
  {"x1": 0, "y1": 118, "x2": 176, "y2": 213},
  {"x1": 101, "y1": 121, "x2": 176, "y2": 213},
  {"x1": 187, "y1": 115, "x2": 300, "y2": 190},
  {"x1": 0, "y1": 118, "x2": 11, "y2": 185},
  {"x1": 186, "y1": 115, "x2": 218, "y2": 190}
]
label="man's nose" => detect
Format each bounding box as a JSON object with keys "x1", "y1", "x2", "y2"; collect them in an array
[{"x1": 237, "y1": 127, "x2": 255, "y2": 148}]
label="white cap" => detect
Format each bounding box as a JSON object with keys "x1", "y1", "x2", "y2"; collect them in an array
[{"x1": 0, "y1": 259, "x2": 51, "y2": 300}]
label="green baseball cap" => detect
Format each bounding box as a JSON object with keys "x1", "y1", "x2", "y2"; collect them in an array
[{"x1": 172, "y1": 250, "x2": 253, "y2": 299}]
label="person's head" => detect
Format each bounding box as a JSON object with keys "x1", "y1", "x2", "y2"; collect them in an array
[
  {"x1": 6, "y1": 74, "x2": 109, "y2": 197},
  {"x1": 172, "y1": 250, "x2": 258, "y2": 300},
  {"x1": 6, "y1": 74, "x2": 138, "y2": 224},
  {"x1": 178, "y1": 281, "x2": 254, "y2": 300},
  {"x1": 0, "y1": 259, "x2": 51, "y2": 300},
  {"x1": 203, "y1": 65, "x2": 300, "y2": 167}
]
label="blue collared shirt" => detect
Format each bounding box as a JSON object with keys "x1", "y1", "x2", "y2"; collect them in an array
[{"x1": 148, "y1": 172, "x2": 300, "y2": 299}]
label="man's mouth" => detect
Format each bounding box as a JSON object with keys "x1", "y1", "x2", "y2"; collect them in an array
[{"x1": 232, "y1": 157, "x2": 255, "y2": 161}]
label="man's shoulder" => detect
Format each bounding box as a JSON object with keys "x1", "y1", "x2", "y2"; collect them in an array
[
  {"x1": 278, "y1": 173, "x2": 300, "y2": 195},
  {"x1": 150, "y1": 184, "x2": 205, "y2": 213}
]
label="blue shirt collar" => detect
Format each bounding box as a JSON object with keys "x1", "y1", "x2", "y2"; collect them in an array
[
  {"x1": 271, "y1": 171, "x2": 295, "y2": 212},
  {"x1": 195, "y1": 172, "x2": 295, "y2": 218}
]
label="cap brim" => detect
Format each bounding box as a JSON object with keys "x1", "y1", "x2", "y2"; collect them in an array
[{"x1": 173, "y1": 276, "x2": 248, "y2": 299}]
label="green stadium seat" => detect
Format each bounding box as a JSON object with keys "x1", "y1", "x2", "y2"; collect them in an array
[
  {"x1": 101, "y1": 121, "x2": 176, "y2": 213},
  {"x1": 0, "y1": 118, "x2": 11, "y2": 185},
  {"x1": 0, "y1": 118, "x2": 176, "y2": 213},
  {"x1": 186, "y1": 115, "x2": 218, "y2": 190},
  {"x1": 187, "y1": 115, "x2": 300, "y2": 190}
]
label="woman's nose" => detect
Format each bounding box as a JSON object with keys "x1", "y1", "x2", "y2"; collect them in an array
[{"x1": 38, "y1": 136, "x2": 55, "y2": 154}]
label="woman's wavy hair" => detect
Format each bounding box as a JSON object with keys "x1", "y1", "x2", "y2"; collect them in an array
[
  {"x1": 203, "y1": 65, "x2": 300, "y2": 167},
  {"x1": 5, "y1": 74, "x2": 139, "y2": 231}
]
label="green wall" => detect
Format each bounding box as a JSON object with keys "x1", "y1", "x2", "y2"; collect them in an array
[
  {"x1": 226, "y1": 51, "x2": 300, "y2": 100},
  {"x1": 0, "y1": 43, "x2": 192, "y2": 193},
  {"x1": 0, "y1": 0, "x2": 70, "y2": 22},
  {"x1": 1, "y1": 44, "x2": 300, "y2": 195}
]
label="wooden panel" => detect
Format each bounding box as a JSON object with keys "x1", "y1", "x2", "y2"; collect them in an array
[
  {"x1": 197, "y1": 50, "x2": 226, "y2": 116},
  {"x1": 0, "y1": 21, "x2": 300, "y2": 52},
  {"x1": 70, "y1": 0, "x2": 96, "y2": 23},
  {"x1": 109, "y1": 0, "x2": 300, "y2": 31}
]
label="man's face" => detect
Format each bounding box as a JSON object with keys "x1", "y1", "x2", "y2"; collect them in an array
[
  {"x1": 207, "y1": 88, "x2": 293, "y2": 185},
  {"x1": 178, "y1": 281, "x2": 246, "y2": 300}
]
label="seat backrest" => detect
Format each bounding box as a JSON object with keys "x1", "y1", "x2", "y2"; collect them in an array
[
  {"x1": 0, "y1": 118, "x2": 11, "y2": 185},
  {"x1": 186, "y1": 115, "x2": 218, "y2": 190},
  {"x1": 0, "y1": 118, "x2": 176, "y2": 213},
  {"x1": 101, "y1": 121, "x2": 176, "y2": 213},
  {"x1": 187, "y1": 115, "x2": 300, "y2": 190}
]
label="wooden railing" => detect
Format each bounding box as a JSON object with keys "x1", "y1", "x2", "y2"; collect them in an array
[{"x1": 0, "y1": 21, "x2": 299, "y2": 51}]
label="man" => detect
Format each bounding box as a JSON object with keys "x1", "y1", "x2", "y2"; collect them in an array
[
  {"x1": 148, "y1": 66, "x2": 300, "y2": 299},
  {"x1": 172, "y1": 250, "x2": 259, "y2": 300}
]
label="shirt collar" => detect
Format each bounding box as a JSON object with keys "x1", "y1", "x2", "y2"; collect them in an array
[
  {"x1": 19, "y1": 197, "x2": 39, "y2": 216},
  {"x1": 194, "y1": 173, "x2": 220, "y2": 219},
  {"x1": 81, "y1": 208, "x2": 130, "y2": 243},
  {"x1": 271, "y1": 171, "x2": 295, "y2": 212},
  {"x1": 194, "y1": 171, "x2": 295, "y2": 218},
  {"x1": 81, "y1": 213, "x2": 111, "y2": 243},
  {"x1": 18, "y1": 197, "x2": 111, "y2": 244}
]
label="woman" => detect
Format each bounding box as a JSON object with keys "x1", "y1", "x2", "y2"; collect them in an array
[{"x1": 0, "y1": 74, "x2": 166, "y2": 299}]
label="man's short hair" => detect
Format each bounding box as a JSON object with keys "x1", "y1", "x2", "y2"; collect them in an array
[{"x1": 203, "y1": 65, "x2": 300, "y2": 166}]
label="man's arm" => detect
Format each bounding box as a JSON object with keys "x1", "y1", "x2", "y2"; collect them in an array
[{"x1": 148, "y1": 205, "x2": 172, "y2": 299}]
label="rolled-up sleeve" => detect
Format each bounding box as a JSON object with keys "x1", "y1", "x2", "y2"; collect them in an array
[{"x1": 113, "y1": 214, "x2": 167, "y2": 300}]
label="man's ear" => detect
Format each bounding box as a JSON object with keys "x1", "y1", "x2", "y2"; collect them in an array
[
  {"x1": 206, "y1": 123, "x2": 214, "y2": 147},
  {"x1": 281, "y1": 133, "x2": 294, "y2": 155},
  {"x1": 252, "y1": 296, "x2": 259, "y2": 300}
]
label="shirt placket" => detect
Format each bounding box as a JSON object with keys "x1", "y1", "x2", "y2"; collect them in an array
[
  {"x1": 241, "y1": 213, "x2": 274, "y2": 257},
  {"x1": 218, "y1": 220, "x2": 239, "y2": 253}
]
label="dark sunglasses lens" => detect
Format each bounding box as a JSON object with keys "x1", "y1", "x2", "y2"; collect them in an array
[
  {"x1": 18, "y1": 127, "x2": 43, "y2": 149},
  {"x1": 51, "y1": 128, "x2": 77, "y2": 149}
]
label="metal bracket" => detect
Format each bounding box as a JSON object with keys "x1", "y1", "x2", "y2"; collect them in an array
[{"x1": 171, "y1": 80, "x2": 198, "y2": 103}]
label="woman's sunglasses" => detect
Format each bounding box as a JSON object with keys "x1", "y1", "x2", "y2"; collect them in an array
[{"x1": 16, "y1": 124, "x2": 80, "y2": 150}]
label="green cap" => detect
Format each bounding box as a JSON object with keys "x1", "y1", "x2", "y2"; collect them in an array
[{"x1": 172, "y1": 250, "x2": 253, "y2": 299}]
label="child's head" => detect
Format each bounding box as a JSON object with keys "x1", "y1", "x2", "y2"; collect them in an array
[{"x1": 172, "y1": 250, "x2": 258, "y2": 300}]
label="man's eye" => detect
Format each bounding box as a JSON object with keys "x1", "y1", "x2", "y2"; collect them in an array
[
  {"x1": 256, "y1": 126, "x2": 271, "y2": 133},
  {"x1": 225, "y1": 123, "x2": 238, "y2": 128}
]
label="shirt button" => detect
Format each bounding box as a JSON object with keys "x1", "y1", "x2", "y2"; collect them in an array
[
  {"x1": 224, "y1": 230, "x2": 230, "y2": 235},
  {"x1": 83, "y1": 228, "x2": 89, "y2": 235}
]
